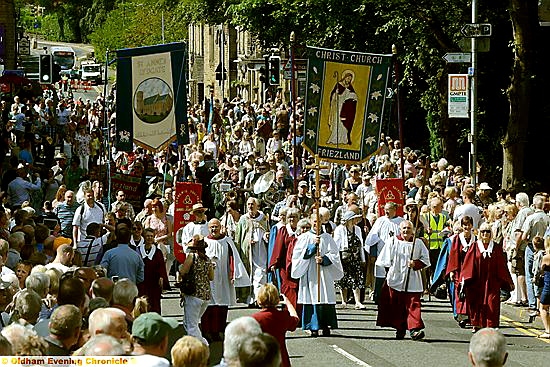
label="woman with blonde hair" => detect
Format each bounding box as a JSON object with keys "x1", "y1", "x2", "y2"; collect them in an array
[
  {"x1": 171, "y1": 335, "x2": 209, "y2": 367},
  {"x1": 252, "y1": 283, "x2": 299, "y2": 367},
  {"x1": 52, "y1": 185, "x2": 67, "y2": 209}
]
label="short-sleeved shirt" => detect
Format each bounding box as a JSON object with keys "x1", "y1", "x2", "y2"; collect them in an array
[
  {"x1": 521, "y1": 209, "x2": 550, "y2": 242},
  {"x1": 76, "y1": 233, "x2": 109, "y2": 266},
  {"x1": 100, "y1": 244, "x2": 144, "y2": 284},
  {"x1": 72, "y1": 202, "x2": 106, "y2": 241}
]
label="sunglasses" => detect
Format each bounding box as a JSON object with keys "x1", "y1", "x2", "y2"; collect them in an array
[{"x1": 480, "y1": 230, "x2": 491, "y2": 234}]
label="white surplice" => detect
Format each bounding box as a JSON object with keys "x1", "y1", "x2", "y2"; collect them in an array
[
  {"x1": 291, "y1": 231, "x2": 344, "y2": 304},
  {"x1": 205, "y1": 235, "x2": 251, "y2": 306}
]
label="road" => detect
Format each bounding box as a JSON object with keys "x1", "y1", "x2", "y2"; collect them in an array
[
  {"x1": 159, "y1": 284, "x2": 549, "y2": 367},
  {"x1": 34, "y1": 40, "x2": 107, "y2": 99}
]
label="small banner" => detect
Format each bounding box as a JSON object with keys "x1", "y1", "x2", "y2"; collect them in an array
[
  {"x1": 303, "y1": 46, "x2": 392, "y2": 163},
  {"x1": 448, "y1": 74, "x2": 469, "y2": 118},
  {"x1": 115, "y1": 42, "x2": 188, "y2": 152},
  {"x1": 110, "y1": 172, "x2": 142, "y2": 210},
  {"x1": 376, "y1": 178, "x2": 405, "y2": 218},
  {"x1": 173, "y1": 182, "x2": 202, "y2": 263}
]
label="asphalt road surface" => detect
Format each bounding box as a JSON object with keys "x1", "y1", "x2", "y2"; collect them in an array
[{"x1": 160, "y1": 283, "x2": 549, "y2": 367}]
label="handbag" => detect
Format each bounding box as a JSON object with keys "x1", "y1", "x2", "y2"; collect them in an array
[{"x1": 175, "y1": 254, "x2": 196, "y2": 295}]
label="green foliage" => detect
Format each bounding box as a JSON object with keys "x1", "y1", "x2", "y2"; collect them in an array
[{"x1": 89, "y1": 0, "x2": 188, "y2": 62}]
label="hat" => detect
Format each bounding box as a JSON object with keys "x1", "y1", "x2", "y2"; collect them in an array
[
  {"x1": 349, "y1": 166, "x2": 361, "y2": 173},
  {"x1": 362, "y1": 173, "x2": 373, "y2": 180},
  {"x1": 191, "y1": 202, "x2": 207, "y2": 213},
  {"x1": 54, "y1": 152, "x2": 67, "y2": 160},
  {"x1": 298, "y1": 181, "x2": 308, "y2": 188},
  {"x1": 187, "y1": 235, "x2": 207, "y2": 249},
  {"x1": 132, "y1": 312, "x2": 179, "y2": 344},
  {"x1": 479, "y1": 182, "x2": 492, "y2": 190},
  {"x1": 405, "y1": 198, "x2": 418, "y2": 207},
  {"x1": 341, "y1": 210, "x2": 362, "y2": 223}
]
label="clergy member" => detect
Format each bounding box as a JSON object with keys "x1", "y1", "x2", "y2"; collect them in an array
[
  {"x1": 461, "y1": 222, "x2": 514, "y2": 332},
  {"x1": 291, "y1": 214, "x2": 343, "y2": 337},
  {"x1": 202, "y1": 218, "x2": 250, "y2": 341},
  {"x1": 376, "y1": 220, "x2": 430, "y2": 340}
]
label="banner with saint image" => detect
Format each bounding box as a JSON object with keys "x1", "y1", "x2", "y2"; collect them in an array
[
  {"x1": 303, "y1": 46, "x2": 392, "y2": 163},
  {"x1": 116, "y1": 43, "x2": 188, "y2": 152}
]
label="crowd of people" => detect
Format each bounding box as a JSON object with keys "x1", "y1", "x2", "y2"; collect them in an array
[{"x1": 0, "y1": 84, "x2": 549, "y2": 366}]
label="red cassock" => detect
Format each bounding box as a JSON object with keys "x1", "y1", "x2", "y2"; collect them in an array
[
  {"x1": 461, "y1": 241, "x2": 513, "y2": 328},
  {"x1": 445, "y1": 235, "x2": 471, "y2": 316},
  {"x1": 269, "y1": 226, "x2": 300, "y2": 310}
]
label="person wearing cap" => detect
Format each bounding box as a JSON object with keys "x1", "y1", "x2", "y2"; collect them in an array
[
  {"x1": 376, "y1": 220, "x2": 430, "y2": 340},
  {"x1": 51, "y1": 152, "x2": 68, "y2": 182},
  {"x1": 235, "y1": 197, "x2": 270, "y2": 306},
  {"x1": 202, "y1": 218, "x2": 250, "y2": 342},
  {"x1": 45, "y1": 304, "x2": 82, "y2": 356},
  {"x1": 176, "y1": 202, "x2": 210, "y2": 255},
  {"x1": 131, "y1": 312, "x2": 178, "y2": 365},
  {"x1": 478, "y1": 182, "x2": 494, "y2": 208},
  {"x1": 296, "y1": 181, "x2": 314, "y2": 216},
  {"x1": 364, "y1": 201, "x2": 405, "y2": 303},
  {"x1": 334, "y1": 210, "x2": 367, "y2": 309},
  {"x1": 291, "y1": 213, "x2": 343, "y2": 337},
  {"x1": 179, "y1": 235, "x2": 214, "y2": 345}
]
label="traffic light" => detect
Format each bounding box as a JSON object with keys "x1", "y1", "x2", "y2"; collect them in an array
[
  {"x1": 39, "y1": 54, "x2": 52, "y2": 84},
  {"x1": 269, "y1": 56, "x2": 280, "y2": 85},
  {"x1": 259, "y1": 56, "x2": 269, "y2": 84}
]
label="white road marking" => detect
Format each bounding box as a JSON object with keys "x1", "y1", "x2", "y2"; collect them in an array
[{"x1": 331, "y1": 344, "x2": 373, "y2": 367}]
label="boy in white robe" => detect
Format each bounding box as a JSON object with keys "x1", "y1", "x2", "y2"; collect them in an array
[{"x1": 376, "y1": 220, "x2": 430, "y2": 340}]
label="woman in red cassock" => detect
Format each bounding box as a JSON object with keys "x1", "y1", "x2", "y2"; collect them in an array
[
  {"x1": 269, "y1": 208, "x2": 302, "y2": 313},
  {"x1": 461, "y1": 222, "x2": 514, "y2": 332},
  {"x1": 446, "y1": 216, "x2": 476, "y2": 327}
]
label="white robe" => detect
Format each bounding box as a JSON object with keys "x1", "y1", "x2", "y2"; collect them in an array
[
  {"x1": 364, "y1": 215, "x2": 404, "y2": 277},
  {"x1": 376, "y1": 236, "x2": 430, "y2": 293},
  {"x1": 291, "y1": 231, "x2": 344, "y2": 304},
  {"x1": 205, "y1": 236, "x2": 251, "y2": 306},
  {"x1": 176, "y1": 222, "x2": 209, "y2": 252}
]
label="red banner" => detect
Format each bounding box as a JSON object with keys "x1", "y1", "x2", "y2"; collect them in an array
[
  {"x1": 111, "y1": 172, "x2": 142, "y2": 210},
  {"x1": 173, "y1": 182, "x2": 202, "y2": 263},
  {"x1": 376, "y1": 178, "x2": 405, "y2": 218}
]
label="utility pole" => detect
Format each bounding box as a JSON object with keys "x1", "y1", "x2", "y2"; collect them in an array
[{"x1": 470, "y1": 0, "x2": 478, "y2": 187}]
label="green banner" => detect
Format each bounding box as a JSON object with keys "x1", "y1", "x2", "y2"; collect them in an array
[{"x1": 303, "y1": 46, "x2": 392, "y2": 163}]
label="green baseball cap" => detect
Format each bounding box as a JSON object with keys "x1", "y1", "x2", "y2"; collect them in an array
[{"x1": 132, "y1": 312, "x2": 179, "y2": 344}]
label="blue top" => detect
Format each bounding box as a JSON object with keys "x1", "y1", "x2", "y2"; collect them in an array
[{"x1": 100, "y1": 243, "x2": 145, "y2": 284}]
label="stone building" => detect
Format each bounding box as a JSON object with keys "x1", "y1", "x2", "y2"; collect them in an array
[
  {"x1": 0, "y1": 0, "x2": 17, "y2": 70},
  {"x1": 188, "y1": 23, "x2": 285, "y2": 107}
]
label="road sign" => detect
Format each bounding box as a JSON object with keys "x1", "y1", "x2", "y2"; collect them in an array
[
  {"x1": 443, "y1": 52, "x2": 471, "y2": 63},
  {"x1": 448, "y1": 74, "x2": 469, "y2": 118},
  {"x1": 18, "y1": 38, "x2": 30, "y2": 56},
  {"x1": 461, "y1": 23, "x2": 492, "y2": 37}
]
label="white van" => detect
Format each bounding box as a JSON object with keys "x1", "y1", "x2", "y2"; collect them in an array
[{"x1": 80, "y1": 62, "x2": 102, "y2": 84}]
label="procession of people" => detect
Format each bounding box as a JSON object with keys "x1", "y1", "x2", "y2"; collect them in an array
[{"x1": 1, "y1": 82, "x2": 550, "y2": 365}]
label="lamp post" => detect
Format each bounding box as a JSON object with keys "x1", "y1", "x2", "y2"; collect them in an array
[
  {"x1": 290, "y1": 31, "x2": 298, "y2": 194},
  {"x1": 470, "y1": 0, "x2": 478, "y2": 187}
]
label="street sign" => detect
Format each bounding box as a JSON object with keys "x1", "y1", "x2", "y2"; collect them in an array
[
  {"x1": 18, "y1": 38, "x2": 30, "y2": 56},
  {"x1": 461, "y1": 23, "x2": 492, "y2": 37},
  {"x1": 448, "y1": 74, "x2": 469, "y2": 118},
  {"x1": 443, "y1": 52, "x2": 471, "y2": 63}
]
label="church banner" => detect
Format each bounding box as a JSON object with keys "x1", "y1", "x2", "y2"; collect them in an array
[
  {"x1": 376, "y1": 178, "x2": 405, "y2": 218},
  {"x1": 116, "y1": 42, "x2": 188, "y2": 152},
  {"x1": 303, "y1": 46, "x2": 392, "y2": 164},
  {"x1": 173, "y1": 182, "x2": 202, "y2": 263}
]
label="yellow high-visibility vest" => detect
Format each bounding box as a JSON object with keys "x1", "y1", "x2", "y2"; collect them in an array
[{"x1": 424, "y1": 213, "x2": 447, "y2": 250}]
